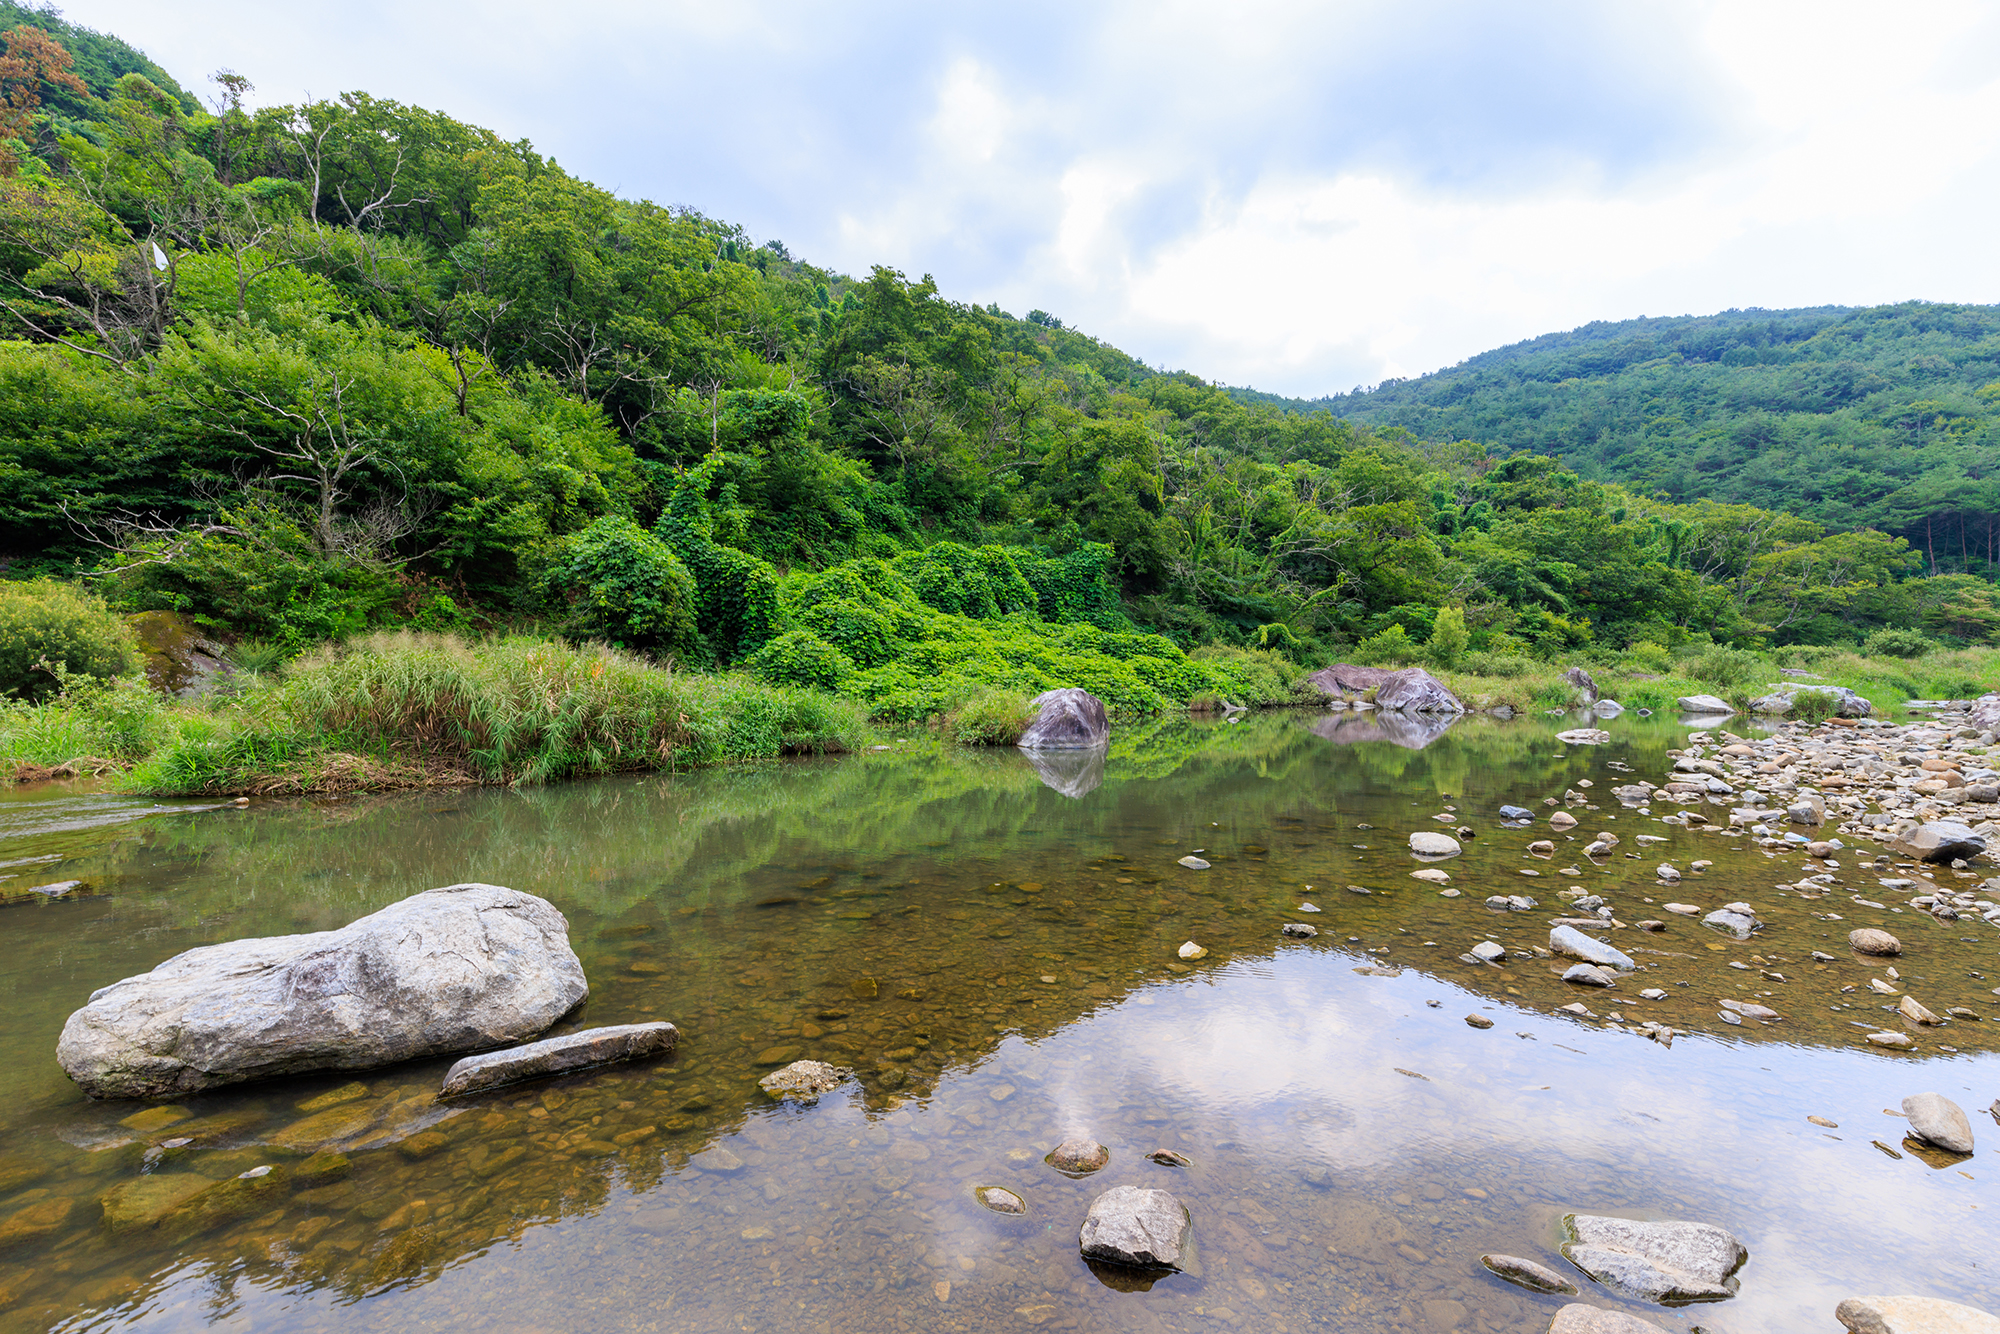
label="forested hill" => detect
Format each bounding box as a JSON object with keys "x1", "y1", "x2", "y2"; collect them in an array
[{"x1": 1239, "y1": 304, "x2": 2000, "y2": 577}]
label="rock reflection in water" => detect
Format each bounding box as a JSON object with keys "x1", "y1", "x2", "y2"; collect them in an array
[
  {"x1": 1022, "y1": 743, "x2": 1106, "y2": 798},
  {"x1": 1306, "y1": 708, "x2": 1458, "y2": 749}
]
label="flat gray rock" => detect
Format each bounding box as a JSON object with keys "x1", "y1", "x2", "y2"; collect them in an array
[
  {"x1": 1079, "y1": 1184, "x2": 1189, "y2": 1269},
  {"x1": 58, "y1": 884, "x2": 587, "y2": 1100},
  {"x1": 1564, "y1": 963, "x2": 1615, "y2": 987},
  {"x1": 1562, "y1": 1213, "x2": 1746, "y2": 1305},
  {"x1": 1703, "y1": 908, "x2": 1761, "y2": 937},
  {"x1": 1481, "y1": 1253, "x2": 1578, "y2": 1294},
  {"x1": 1837, "y1": 1295, "x2": 2000, "y2": 1334},
  {"x1": 757, "y1": 1059, "x2": 854, "y2": 1105},
  {"x1": 1902, "y1": 1093, "x2": 1975, "y2": 1154},
  {"x1": 1675, "y1": 695, "x2": 1735, "y2": 716},
  {"x1": 1550, "y1": 926, "x2": 1636, "y2": 970},
  {"x1": 1548, "y1": 1306, "x2": 1669, "y2": 1333},
  {"x1": 1410, "y1": 831, "x2": 1462, "y2": 856},
  {"x1": 1889, "y1": 821, "x2": 1986, "y2": 865},
  {"x1": 1018, "y1": 688, "x2": 1109, "y2": 749},
  {"x1": 441, "y1": 1022, "x2": 677, "y2": 1096}
]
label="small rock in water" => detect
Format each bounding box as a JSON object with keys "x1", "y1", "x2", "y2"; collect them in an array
[
  {"x1": 1549, "y1": 1307, "x2": 1678, "y2": 1334},
  {"x1": 1177, "y1": 941, "x2": 1207, "y2": 960},
  {"x1": 1663, "y1": 903, "x2": 1701, "y2": 915},
  {"x1": 1177, "y1": 856, "x2": 1210, "y2": 870},
  {"x1": 1639, "y1": 988, "x2": 1668, "y2": 1000},
  {"x1": 1299, "y1": 901, "x2": 1320, "y2": 912},
  {"x1": 1866, "y1": 1031, "x2": 1915, "y2": 1049},
  {"x1": 1549, "y1": 925, "x2": 1635, "y2": 970},
  {"x1": 1550, "y1": 811, "x2": 1579, "y2": 831},
  {"x1": 1898, "y1": 995, "x2": 1942, "y2": 1026},
  {"x1": 975, "y1": 1185, "x2": 1028, "y2": 1215},
  {"x1": 1657, "y1": 864, "x2": 1681, "y2": 882},
  {"x1": 1717, "y1": 1010, "x2": 1743, "y2": 1026},
  {"x1": 1440, "y1": 888, "x2": 1461, "y2": 898},
  {"x1": 1636, "y1": 920, "x2": 1665, "y2": 932},
  {"x1": 1280, "y1": 922, "x2": 1318, "y2": 938},
  {"x1": 1835, "y1": 1295, "x2": 2000, "y2": 1334},
  {"x1": 1850, "y1": 928, "x2": 1902, "y2": 956},
  {"x1": 1409, "y1": 832, "x2": 1462, "y2": 857},
  {"x1": 1465, "y1": 1014, "x2": 1495, "y2": 1029},
  {"x1": 440, "y1": 1022, "x2": 679, "y2": 1097},
  {"x1": 1704, "y1": 905, "x2": 1762, "y2": 937},
  {"x1": 1078, "y1": 1185, "x2": 1189, "y2": 1269},
  {"x1": 756, "y1": 1059, "x2": 854, "y2": 1106},
  {"x1": 1720, "y1": 999, "x2": 1779, "y2": 1020},
  {"x1": 1145, "y1": 1149, "x2": 1192, "y2": 1168},
  {"x1": 1411, "y1": 868, "x2": 1450, "y2": 883},
  {"x1": 1471, "y1": 941, "x2": 1507, "y2": 963},
  {"x1": 1499, "y1": 805, "x2": 1534, "y2": 821},
  {"x1": 1528, "y1": 840, "x2": 1556, "y2": 857},
  {"x1": 1046, "y1": 1138, "x2": 1111, "y2": 1175},
  {"x1": 1902, "y1": 1093, "x2": 1975, "y2": 1153},
  {"x1": 1808, "y1": 1115, "x2": 1838, "y2": 1128},
  {"x1": 1480, "y1": 1253, "x2": 1578, "y2": 1294},
  {"x1": 1561, "y1": 1214, "x2": 1747, "y2": 1304},
  {"x1": 1563, "y1": 964, "x2": 1615, "y2": 987}
]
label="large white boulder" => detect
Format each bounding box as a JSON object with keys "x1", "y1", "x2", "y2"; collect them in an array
[
  {"x1": 58, "y1": 884, "x2": 587, "y2": 1100},
  {"x1": 1018, "y1": 688, "x2": 1110, "y2": 749}
]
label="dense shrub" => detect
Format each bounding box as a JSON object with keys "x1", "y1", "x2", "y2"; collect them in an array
[
  {"x1": 1426, "y1": 606, "x2": 1468, "y2": 667},
  {"x1": 1862, "y1": 628, "x2": 1933, "y2": 659},
  {"x1": 1688, "y1": 646, "x2": 1760, "y2": 690},
  {"x1": 1625, "y1": 640, "x2": 1672, "y2": 672},
  {"x1": 0, "y1": 580, "x2": 140, "y2": 701},
  {"x1": 1788, "y1": 689, "x2": 1838, "y2": 723},
  {"x1": 940, "y1": 687, "x2": 1033, "y2": 745},
  {"x1": 1350, "y1": 623, "x2": 1415, "y2": 666},
  {"x1": 746, "y1": 630, "x2": 854, "y2": 691},
  {"x1": 538, "y1": 517, "x2": 700, "y2": 659}
]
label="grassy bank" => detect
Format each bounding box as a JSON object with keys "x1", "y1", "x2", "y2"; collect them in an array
[
  {"x1": 1427, "y1": 645, "x2": 2000, "y2": 718},
  {"x1": 3, "y1": 633, "x2": 869, "y2": 795}
]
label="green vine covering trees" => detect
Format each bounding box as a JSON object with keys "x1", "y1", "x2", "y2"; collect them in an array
[{"x1": 0, "y1": 6, "x2": 1993, "y2": 726}]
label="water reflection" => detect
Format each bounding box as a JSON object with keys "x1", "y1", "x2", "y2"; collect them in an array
[
  {"x1": 0, "y1": 711, "x2": 1993, "y2": 1333},
  {"x1": 1307, "y1": 708, "x2": 1458, "y2": 749},
  {"x1": 1023, "y1": 745, "x2": 1106, "y2": 798}
]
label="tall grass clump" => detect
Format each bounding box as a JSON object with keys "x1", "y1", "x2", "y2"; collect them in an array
[
  {"x1": 126, "y1": 631, "x2": 869, "y2": 794},
  {"x1": 937, "y1": 687, "x2": 1034, "y2": 745}
]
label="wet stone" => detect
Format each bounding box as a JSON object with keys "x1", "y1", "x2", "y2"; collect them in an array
[
  {"x1": 1550, "y1": 1307, "x2": 1676, "y2": 1334},
  {"x1": 1836, "y1": 1294, "x2": 2000, "y2": 1334},
  {"x1": 1480, "y1": 1252, "x2": 1578, "y2": 1295},
  {"x1": 1078, "y1": 1185, "x2": 1189, "y2": 1270},
  {"x1": 1562, "y1": 1213, "x2": 1746, "y2": 1304},
  {"x1": 1902, "y1": 1092, "x2": 1975, "y2": 1153},
  {"x1": 1046, "y1": 1138, "x2": 1110, "y2": 1175},
  {"x1": 1850, "y1": 928, "x2": 1902, "y2": 956},
  {"x1": 758, "y1": 1059, "x2": 854, "y2": 1105},
  {"x1": 975, "y1": 1185, "x2": 1027, "y2": 1214}
]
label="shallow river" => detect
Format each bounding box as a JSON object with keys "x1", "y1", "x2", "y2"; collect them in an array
[{"x1": 0, "y1": 711, "x2": 1995, "y2": 1334}]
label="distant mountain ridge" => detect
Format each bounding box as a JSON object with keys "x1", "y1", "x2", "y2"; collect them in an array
[{"x1": 1234, "y1": 302, "x2": 2000, "y2": 575}]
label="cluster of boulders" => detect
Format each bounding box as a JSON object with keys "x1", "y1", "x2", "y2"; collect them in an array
[{"x1": 1305, "y1": 664, "x2": 1465, "y2": 714}]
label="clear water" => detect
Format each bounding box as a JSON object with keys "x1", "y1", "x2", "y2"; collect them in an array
[{"x1": 0, "y1": 712, "x2": 1993, "y2": 1333}]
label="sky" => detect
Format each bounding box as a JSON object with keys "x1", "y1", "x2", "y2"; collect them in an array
[{"x1": 57, "y1": 0, "x2": 2000, "y2": 396}]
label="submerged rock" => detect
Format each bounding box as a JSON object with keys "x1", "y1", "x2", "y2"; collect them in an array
[
  {"x1": 1409, "y1": 832, "x2": 1462, "y2": 857},
  {"x1": 1849, "y1": 928, "x2": 1902, "y2": 956},
  {"x1": 440, "y1": 1022, "x2": 677, "y2": 1097},
  {"x1": 1901, "y1": 1093, "x2": 1974, "y2": 1154},
  {"x1": 1561, "y1": 1213, "x2": 1746, "y2": 1304},
  {"x1": 1078, "y1": 1185, "x2": 1190, "y2": 1269},
  {"x1": 756, "y1": 1059, "x2": 855, "y2": 1106},
  {"x1": 1481, "y1": 1253, "x2": 1578, "y2": 1295},
  {"x1": 1836, "y1": 1295, "x2": 2000, "y2": 1334},
  {"x1": 58, "y1": 884, "x2": 587, "y2": 1100},
  {"x1": 1017, "y1": 688, "x2": 1110, "y2": 750},
  {"x1": 975, "y1": 1185, "x2": 1027, "y2": 1215}
]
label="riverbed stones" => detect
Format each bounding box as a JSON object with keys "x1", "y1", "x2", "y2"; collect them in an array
[
  {"x1": 1676, "y1": 695, "x2": 1735, "y2": 716},
  {"x1": 1836, "y1": 1295, "x2": 2000, "y2": 1334},
  {"x1": 1561, "y1": 1214, "x2": 1746, "y2": 1304},
  {"x1": 1482, "y1": 1253, "x2": 1578, "y2": 1295},
  {"x1": 1410, "y1": 867, "x2": 1450, "y2": 883},
  {"x1": 1866, "y1": 1031, "x2": 1915, "y2": 1049},
  {"x1": 1408, "y1": 831, "x2": 1462, "y2": 857},
  {"x1": 1889, "y1": 821, "x2": 1987, "y2": 864},
  {"x1": 1850, "y1": 928, "x2": 1902, "y2": 956},
  {"x1": 755, "y1": 1059, "x2": 855, "y2": 1106},
  {"x1": 440, "y1": 1021, "x2": 677, "y2": 1097},
  {"x1": 57, "y1": 884, "x2": 588, "y2": 1100},
  {"x1": 1901, "y1": 1093, "x2": 1975, "y2": 1153},
  {"x1": 1549, "y1": 926, "x2": 1635, "y2": 970},
  {"x1": 1549, "y1": 1307, "x2": 1675, "y2": 1334},
  {"x1": 1017, "y1": 688, "x2": 1110, "y2": 749},
  {"x1": 1550, "y1": 811, "x2": 1579, "y2": 831},
  {"x1": 1703, "y1": 903, "x2": 1761, "y2": 936},
  {"x1": 1898, "y1": 996, "x2": 1942, "y2": 1026},
  {"x1": 1046, "y1": 1138, "x2": 1110, "y2": 1175},
  {"x1": 1500, "y1": 805, "x2": 1534, "y2": 821},
  {"x1": 1176, "y1": 855, "x2": 1210, "y2": 870},
  {"x1": 1280, "y1": 922, "x2": 1318, "y2": 938},
  {"x1": 1078, "y1": 1185, "x2": 1190, "y2": 1269},
  {"x1": 1471, "y1": 941, "x2": 1507, "y2": 963}
]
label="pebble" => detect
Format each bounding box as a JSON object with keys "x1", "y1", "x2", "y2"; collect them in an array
[
  {"x1": 1657, "y1": 865, "x2": 1681, "y2": 881},
  {"x1": 1480, "y1": 1253, "x2": 1578, "y2": 1295},
  {"x1": 1901, "y1": 1093, "x2": 1975, "y2": 1153},
  {"x1": 1177, "y1": 856, "x2": 1210, "y2": 870},
  {"x1": 975, "y1": 1185, "x2": 1028, "y2": 1214},
  {"x1": 1045, "y1": 1138, "x2": 1111, "y2": 1175},
  {"x1": 1410, "y1": 868, "x2": 1450, "y2": 883},
  {"x1": 1563, "y1": 964, "x2": 1615, "y2": 987},
  {"x1": 1898, "y1": 995, "x2": 1942, "y2": 1025},
  {"x1": 1471, "y1": 941, "x2": 1507, "y2": 963},
  {"x1": 1280, "y1": 923, "x2": 1318, "y2": 938},
  {"x1": 1865, "y1": 1031, "x2": 1915, "y2": 1049},
  {"x1": 1550, "y1": 811, "x2": 1578, "y2": 830},
  {"x1": 1409, "y1": 832, "x2": 1462, "y2": 856},
  {"x1": 1177, "y1": 941, "x2": 1207, "y2": 960},
  {"x1": 1465, "y1": 1015, "x2": 1494, "y2": 1029},
  {"x1": 1528, "y1": 840, "x2": 1556, "y2": 856},
  {"x1": 1663, "y1": 903, "x2": 1701, "y2": 915},
  {"x1": 1639, "y1": 988, "x2": 1667, "y2": 1000}
]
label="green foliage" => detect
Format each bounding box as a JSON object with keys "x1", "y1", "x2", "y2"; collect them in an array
[
  {"x1": 0, "y1": 579, "x2": 138, "y2": 700},
  {"x1": 1426, "y1": 606, "x2": 1468, "y2": 667},
  {"x1": 745, "y1": 630, "x2": 853, "y2": 692},
  {"x1": 1862, "y1": 627, "x2": 1933, "y2": 659},
  {"x1": 1350, "y1": 623, "x2": 1415, "y2": 666},
  {"x1": 1788, "y1": 689, "x2": 1838, "y2": 723},
  {"x1": 536, "y1": 516, "x2": 700, "y2": 659},
  {"x1": 940, "y1": 687, "x2": 1033, "y2": 745},
  {"x1": 1688, "y1": 646, "x2": 1760, "y2": 690},
  {"x1": 1626, "y1": 640, "x2": 1673, "y2": 672}
]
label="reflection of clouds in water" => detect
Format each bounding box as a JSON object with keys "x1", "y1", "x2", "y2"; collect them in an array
[{"x1": 1016, "y1": 950, "x2": 2000, "y2": 1329}]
